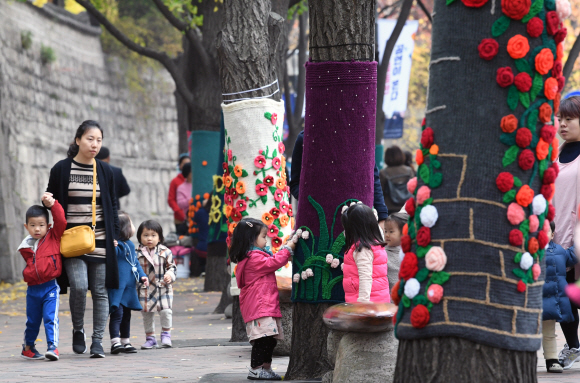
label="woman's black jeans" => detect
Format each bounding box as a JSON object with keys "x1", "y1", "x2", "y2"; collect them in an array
[{"x1": 561, "y1": 269, "x2": 580, "y2": 350}]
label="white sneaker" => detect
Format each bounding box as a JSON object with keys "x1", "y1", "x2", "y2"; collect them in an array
[
  {"x1": 558, "y1": 343, "x2": 569, "y2": 361},
  {"x1": 247, "y1": 367, "x2": 281, "y2": 381},
  {"x1": 560, "y1": 346, "x2": 580, "y2": 370}
]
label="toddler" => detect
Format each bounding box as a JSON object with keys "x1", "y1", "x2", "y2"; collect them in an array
[{"x1": 384, "y1": 212, "x2": 409, "y2": 290}]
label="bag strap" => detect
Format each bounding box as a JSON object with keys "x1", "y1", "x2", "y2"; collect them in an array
[{"x1": 92, "y1": 159, "x2": 97, "y2": 231}]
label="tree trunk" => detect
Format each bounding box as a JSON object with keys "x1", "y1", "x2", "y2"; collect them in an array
[
  {"x1": 394, "y1": 337, "x2": 537, "y2": 383},
  {"x1": 393, "y1": 0, "x2": 549, "y2": 380},
  {"x1": 230, "y1": 296, "x2": 249, "y2": 342},
  {"x1": 204, "y1": 242, "x2": 229, "y2": 292},
  {"x1": 563, "y1": 33, "x2": 580, "y2": 87}
]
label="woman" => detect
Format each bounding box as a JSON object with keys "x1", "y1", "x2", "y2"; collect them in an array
[
  {"x1": 176, "y1": 163, "x2": 192, "y2": 236},
  {"x1": 44, "y1": 121, "x2": 119, "y2": 358},
  {"x1": 379, "y1": 145, "x2": 414, "y2": 214},
  {"x1": 168, "y1": 154, "x2": 190, "y2": 229},
  {"x1": 554, "y1": 96, "x2": 580, "y2": 369}
]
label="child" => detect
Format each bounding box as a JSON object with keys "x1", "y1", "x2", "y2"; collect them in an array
[
  {"x1": 229, "y1": 218, "x2": 295, "y2": 381},
  {"x1": 108, "y1": 212, "x2": 149, "y2": 354},
  {"x1": 341, "y1": 202, "x2": 390, "y2": 303},
  {"x1": 19, "y1": 192, "x2": 66, "y2": 361},
  {"x1": 543, "y1": 221, "x2": 579, "y2": 372},
  {"x1": 136, "y1": 220, "x2": 177, "y2": 349},
  {"x1": 384, "y1": 211, "x2": 409, "y2": 289}
]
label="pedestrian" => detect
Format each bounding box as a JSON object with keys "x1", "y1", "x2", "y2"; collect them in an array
[
  {"x1": 176, "y1": 162, "x2": 192, "y2": 235},
  {"x1": 108, "y1": 212, "x2": 149, "y2": 355},
  {"x1": 379, "y1": 145, "x2": 414, "y2": 214},
  {"x1": 383, "y1": 211, "x2": 409, "y2": 289},
  {"x1": 542, "y1": 221, "x2": 578, "y2": 372},
  {"x1": 168, "y1": 154, "x2": 191, "y2": 231},
  {"x1": 136, "y1": 220, "x2": 177, "y2": 349},
  {"x1": 404, "y1": 150, "x2": 416, "y2": 176},
  {"x1": 95, "y1": 146, "x2": 131, "y2": 209},
  {"x1": 19, "y1": 193, "x2": 66, "y2": 361},
  {"x1": 44, "y1": 120, "x2": 119, "y2": 358},
  {"x1": 553, "y1": 96, "x2": 580, "y2": 366},
  {"x1": 229, "y1": 218, "x2": 296, "y2": 381},
  {"x1": 340, "y1": 203, "x2": 390, "y2": 303}
]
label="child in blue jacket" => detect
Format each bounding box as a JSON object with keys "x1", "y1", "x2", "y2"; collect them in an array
[{"x1": 543, "y1": 221, "x2": 579, "y2": 372}]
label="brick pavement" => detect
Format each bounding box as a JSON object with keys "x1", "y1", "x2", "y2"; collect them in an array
[{"x1": 0, "y1": 277, "x2": 578, "y2": 382}]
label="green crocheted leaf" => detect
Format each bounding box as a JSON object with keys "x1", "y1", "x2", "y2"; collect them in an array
[
  {"x1": 416, "y1": 268, "x2": 430, "y2": 282},
  {"x1": 527, "y1": 268, "x2": 533, "y2": 281},
  {"x1": 502, "y1": 145, "x2": 519, "y2": 167},
  {"x1": 419, "y1": 164, "x2": 430, "y2": 184},
  {"x1": 530, "y1": 73, "x2": 543, "y2": 102},
  {"x1": 514, "y1": 252, "x2": 523, "y2": 263},
  {"x1": 545, "y1": 0, "x2": 555, "y2": 10},
  {"x1": 241, "y1": 169, "x2": 249, "y2": 177},
  {"x1": 446, "y1": 0, "x2": 456, "y2": 4},
  {"x1": 269, "y1": 186, "x2": 277, "y2": 195},
  {"x1": 430, "y1": 271, "x2": 450, "y2": 285},
  {"x1": 413, "y1": 295, "x2": 429, "y2": 306},
  {"x1": 492, "y1": 15, "x2": 511, "y2": 38},
  {"x1": 507, "y1": 85, "x2": 519, "y2": 111},
  {"x1": 308, "y1": 196, "x2": 329, "y2": 250},
  {"x1": 522, "y1": 0, "x2": 544, "y2": 23},
  {"x1": 515, "y1": 59, "x2": 533, "y2": 76},
  {"x1": 255, "y1": 178, "x2": 262, "y2": 185},
  {"x1": 432, "y1": 158, "x2": 441, "y2": 169},
  {"x1": 260, "y1": 195, "x2": 267, "y2": 204},
  {"x1": 241, "y1": 210, "x2": 249, "y2": 217},
  {"x1": 300, "y1": 237, "x2": 311, "y2": 258},
  {"x1": 513, "y1": 177, "x2": 522, "y2": 187},
  {"x1": 539, "y1": 159, "x2": 548, "y2": 179},
  {"x1": 519, "y1": 92, "x2": 530, "y2": 109},
  {"x1": 264, "y1": 112, "x2": 272, "y2": 120},
  {"x1": 416, "y1": 245, "x2": 431, "y2": 259},
  {"x1": 513, "y1": 268, "x2": 526, "y2": 280},
  {"x1": 421, "y1": 198, "x2": 433, "y2": 207},
  {"x1": 408, "y1": 221, "x2": 416, "y2": 240},
  {"x1": 427, "y1": 302, "x2": 433, "y2": 311},
  {"x1": 538, "y1": 248, "x2": 545, "y2": 260},
  {"x1": 500, "y1": 132, "x2": 517, "y2": 147},
  {"x1": 429, "y1": 172, "x2": 442, "y2": 188},
  {"x1": 402, "y1": 295, "x2": 411, "y2": 308},
  {"x1": 520, "y1": 220, "x2": 530, "y2": 238},
  {"x1": 527, "y1": 109, "x2": 539, "y2": 131},
  {"x1": 503, "y1": 190, "x2": 516, "y2": 203},
  {"x1": 330, "y1": 232, "x2": 345, "y2": 255}
]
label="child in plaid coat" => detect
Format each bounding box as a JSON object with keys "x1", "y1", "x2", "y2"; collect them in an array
[{"x1": 136, "y1": 220, "x2": 177, "y2": 349}]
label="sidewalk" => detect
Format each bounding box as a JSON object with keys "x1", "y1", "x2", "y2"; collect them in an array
[{"x1": 0, "y1": 278, "x2": 578, "y2": 382}]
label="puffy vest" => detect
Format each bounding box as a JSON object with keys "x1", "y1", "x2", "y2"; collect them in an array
[{"x1": 343, "y1": 244, "x2": 390, "y2": 303}]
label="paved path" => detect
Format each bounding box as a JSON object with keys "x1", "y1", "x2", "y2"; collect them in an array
[{"x1": 0, "y1": 278, "x2": 578, "y2": 382}]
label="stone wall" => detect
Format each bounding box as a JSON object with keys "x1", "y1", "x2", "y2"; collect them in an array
[{"x1": 0, "y1": 1, "x2": 179, "y2": 281}]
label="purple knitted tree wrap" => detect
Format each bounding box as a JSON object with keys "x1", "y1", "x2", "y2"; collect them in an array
[{"x1": 297, "y1": 61, "x2": 377, "y2": 238}]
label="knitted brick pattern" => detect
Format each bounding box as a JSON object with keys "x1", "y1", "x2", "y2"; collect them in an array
[{"x1": 292, "y1": 61, "x2": 377, "y2": 303}]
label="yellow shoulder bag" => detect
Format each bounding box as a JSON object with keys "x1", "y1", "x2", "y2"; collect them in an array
[{"x1": 60, "y1": 159, "x2": 97, "y2": 258}]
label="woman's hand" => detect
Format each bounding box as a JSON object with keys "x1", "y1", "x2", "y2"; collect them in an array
[
  {"x1": 114, "y1": 240, "x2": 118, "y2": 247},
  {"x1": 163, "y1": 274, "x2": 172, "y2": 284},
  {"x1": 141, "y1": 277, "x2": 149, "y2": 287}
]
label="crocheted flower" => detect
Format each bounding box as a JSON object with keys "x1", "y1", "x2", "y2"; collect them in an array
[
  {"x1": 278, "y1": 142, "x2": 285, "y2": 154},
  {"x1": 520, "y1": 252, "x2": 534, "y2": 270},
  {"x1": 557, "y1": 75, "x2": 566, "y2": 92},
  {"x1": 535, "y1": 48, "x2": 555, "y2": 75},
  {"x1": 267, "y1": 224, "x2": 279, "y2": 238},
  {"x1": 331, "y1": 259, "x2": 340, "y2": 268},
  {"x1": 305, "y1": 268, "x2": 313, "y2": 277},
  {"x1": 256, "y1": 183, "x2": 268, "y2": 197},
  {"x1": 543, "y1": 219, "x2": 551, "y2": 234},
  {"x1": 551, "y1": 162, "x2": 559, "y2": 176},
  {"x1": 278, "y1": 201, "x2": 289, "y2": 215},
  {"x1": 302, "y1": 231, "x2": 309, "y2": 240},
  {"x1": 501, "y1": 114, "x2": 518, "y2": 133},
  {"x1": 556, "y1": 0, "x2": 571, "y2": 20},
  {"x1": 405, "y1": 198, "x2": 416, "y2": 218},
  {"x1": 399, "y1": 248, "x2": 406, "y2": 262},
  {"x1": 516, "y1": 185, "x2": 534, "y2": 207},
  {"x1": 401, "y1": 234, "x2": 412, "y2": 253},
  {"x1": 553, "y1": 60, "x2": 563, "y2": 77},
  {"x1": 270, "y1": 113, "x2": 278, "y2": 125},
  {"x1": 547, "y1": 204, "x2": 555, "y2": 221},
  {"x1": 416, "y1": 149, "x2": 424, "y2": 165},
  {"x1": 325, "y1": 254, "x2": 333, "y2": 264},
  {"x1": 539, "y1": 103, "x2": 553, "y2": 123},
  {"x1": 274, "y1": 189, "x2": 284, "y2": 202},
  {"x1": 496, "y1": 172, "x2": 514, "y2": 192},
  {"x1": 507, "y1": 35, "x2": 529, "y2": 59},
  {"x1": 293, "y1": 273, "x2": 300, "y2": 283},
  {"x1": 501, "y1": 0, "x2": 531, "y2": 20},
  {"x1": 538, "y1": 230, "x2": 549, "y2": 249},
  {"x1": 272, "y1": 157, "x2": 281, "y2": 171},
  {"x1": 532, "y1": 194, "x2": 547, "y2": 216},
  {"x1": 461, "y1": 0, "x2": 488, "y2": 6},
  {"x1": 391, "y1": 281, "x2": 401, "y2": 305},
  {"x1": 224, "y1": 205, "x2": 232, "y2": 218},
  {"x1": 279, "y1": 215, "x2": 289, "y2": 228},
  {"x1": 540, "y1": 125, "x2": 556, "y2": 144},
  {"x1": 552, "y1": 136, "x2": 560, "y2": 161},
  {"x1": 416, "y1": 227, "x2": 431, "y2": 247},
  {"x1": 231, "y1": 208, "x2": 242, "y2": 222},
  {"x1": 301, "y1": 271, "x2": 307, "y2": 280},
  {"x1": 478, "y1": 38, "x2": 499, "y2": 60},
  {"x1": 236, "y1": 199, "x2": 247, "y2": 212},
  {"x1": 430, "y1": 145, "x2": 439, "y2": 156},
  {"x1": 227, "y1": 149, "x2": 233, "y2": 162},
  {"x1": 554, "y1": 28, "x2": 567, "y2": 45},
  {"x1": 263, "y1": 175, "x2": 274, "y2": 186},
  {"x1": 546, "y1": 11, "x2": 559, "y2": 35},
  {"x1": 420, "y1": 205, "x2": 438, "y2": 228},
  {"x1": 526, "y1": 17, "x2": 544, "y2": 38},
  {"x1": 273, "y1": 237, "x2": 283, "y2": 248},
  {"x1": 404, "y1": 278, "x2": 420, "y2": 299},
  {"x1": 518, "y1": 149, "x2": 535, "y2": 171},
  {"x1": 270, "y1": 207, "x2": 281, "y2": 219},
  {"x1": 427, "y1": 284, "x2": 444, "y2": 304},
  {"x1": 517, "y1": 280, "x2": 526, "y2": 292},
  {"x1": 425, "y1": 246, "x2": 447, "y2": 272},
  {"x1": 535, "y1": 138, "x2": 548, "y2": 161},
  {"x1": 514, "y1": 73, "x2": 532, "y2": 93},
  {"x1": 529, "y1": 215, "x2": 539, "y2": 232},
  {"x1": 421, "y1": 127, "x2": 434, "y2": 149},
  {"x1": 410, "y1": 305, "x2": 430, "y2": 329},
  {"x1": 528, "y1": 237, "x2": 539, "y2": 254},
  {"x1": 532, "y1": 264, "x2": 541, "y2": 281},
  {"x1": 400, "y1": 253, "x2": 419, "y2": 280},
  {"x1": 288, "y1": 206, "x2": 293, "y2": 217},
  {"x1": 515, "y1": 128, "x2": 532, "y2": 148},
  {"x1": 496, "y1": 67, "x2": 514, "y2": 87},
  {"x1": 255, "y1": 155, "x2": 266, "y2": 168},
  {"x1": 236, "y1": 181, "x2": 246, "y2": 195},
  {"x1": 262, "y1": 212, "x2": 274, "y2": 225},
  {"x1": 225, "y1": 176, "x2": 233, "y2": 188},
  {"x1": 540, "y1": 184, "x2": 554, "y2": 201},
  {"x1": 276, "y1": 178, "x2": 286, "y2": 190},
  {"x1": 416, "y1": 186, "x2": 431, "y2": 206},
  {"x1": 507, "y1": 203, "x2": 525, "y2": 225},
  {"x1": 225, "y1": 194, "x2": 234, "y2": 206},
  {"x1": 509, "y1": 229, "x2": 524, "y2": 246},
  {"x1": 407, "y1": 177, "x2": 417, "y2": 194},
  {"x1": 234, "y1": 165, "x2": 244, "y2": 178},
  {"x1": 557, "y1": 43, "x2": 564, "y2": 60}
]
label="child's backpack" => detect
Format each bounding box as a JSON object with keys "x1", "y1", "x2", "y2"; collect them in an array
[{"x1": 383, "y1": 171, "x2": 413, "y2": 206}]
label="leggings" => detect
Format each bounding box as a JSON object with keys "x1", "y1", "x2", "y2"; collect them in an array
[
  {"x1": 109, "y1": 305, "x2": 132, "y2": 340},
  {"x1": 560, "y1": 269, "x2": 580, "y2": 349},
  {"x1": 251, "y1": 336, "x2": 277, "y2": 368}
]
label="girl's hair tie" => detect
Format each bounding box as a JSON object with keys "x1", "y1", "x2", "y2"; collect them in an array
[{"x1": 246, "y1": 221, "x2": 253, "y2": 227}]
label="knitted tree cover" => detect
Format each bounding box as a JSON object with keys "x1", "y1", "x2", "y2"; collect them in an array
[
  {"x1": 393, "y1": 0, "x2": 568, "y2": 352},
  {"x1": 222, "y1": 99, "x2": 294, "y2": 295},
  {"x1": 292, "y1": 61, "x2": 377, "y2": 303},
  {"x1": 208, "y1": 115, "x2": 229, "y2": 244}
]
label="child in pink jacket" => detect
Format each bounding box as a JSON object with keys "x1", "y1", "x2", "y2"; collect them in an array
[{"x1": 230, "y1": 218, "x2": 295, "y2": 381}]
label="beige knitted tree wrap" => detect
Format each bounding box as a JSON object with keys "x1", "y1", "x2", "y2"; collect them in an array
[{"x1": 222, "y1": 99, "x2": 294, "y2": 296}]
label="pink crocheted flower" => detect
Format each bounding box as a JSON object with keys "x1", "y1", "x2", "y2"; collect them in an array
[
  {"x1": 416, "y1": 186, "x2": 431, "y2": 205},
  {"x1": 507, "y1": 203, "x2": 525, "y2": 225},
  {"x1": 254, "y1": 155, "x2": 266, "y2": 168},
  {"x1": 331, "y1": 259, "x2": 340, "y2": 268},
  {"x1": 529, "y1": 215, "x2": 539, "y2": 232},
  {"x1": 224, "y1": 194, "x2": 234, "y2": 206},
  {"x1": 407, "y1": 177, "x2": 417, "y2": 194},
  {"x1": 227, "y1": 149, "x2": 233, "y2": 162},
  {"x1": 532, "y1": 264, "x2": 541, "y2": 281},
  {"x1": 427, "y1": 284, "x2": 444, "y2": 304},
  {"x1": 236, "y1": 199, "x2": 247, "y2": 212},
  {"x1": 267, "y1": 224, "x2": 279, "y2": 238},
  {"x1": 272, "y1": 157, "x2": 281, "y2": 170},
  {"x1": 264, "y1": 175, "x2": 274, "y2": 186},
  {"x1": 425, "y1": 247, "x2": 447, "y2": 272},
  {"x1": 326, "y1": 254, "x2": 333, "y2": 264},
  {"x1": 274, "y1": 189, "x2": 284, "y2": 202},
  {"x1": 279, "y1": 201, "x2": 289, "y2": 214},
  {"x1": 278, "y1": 142, "x2": 285, "y2": 154},
  {"x1": 293, "y1": 273, "x2": 300, "y2": 283},
  {"x1": 256, "y1": 183, "x2": 268, "y2": 196},
  {"x1": 271, "y1": 113, "x2": 278, "y2": 125}
]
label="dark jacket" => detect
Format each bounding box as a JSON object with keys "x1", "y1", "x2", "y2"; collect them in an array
[
  {"x1": 289, "y1": 131, "x2": 389, "y2": 220},
  {"x1": 543, "y1": 241, "x2": 578, "y2": 322},
  {"x1": 45, "y1": 157, "x2": 120, "y2": 292},
  {"x1": 379, "y1": 165, "x2": 415, "y2": 213},
  {"x1": 108, "y1": 240, "x2": 147, "y2": 311},
  {"x1": 193, "y1": 208, "x2": 209, "y2": 252},
  {"x1": 110, "y1": 164, "x2": 130, "y2": 207}
]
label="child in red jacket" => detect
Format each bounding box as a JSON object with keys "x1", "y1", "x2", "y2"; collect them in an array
[{"x1": 18, "y1": 192, "x2": 66, "y2": 361}]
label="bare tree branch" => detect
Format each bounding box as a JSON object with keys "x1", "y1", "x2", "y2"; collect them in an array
[
  {"x1": 378, "y1": 0, "x2": 404, "y2": 17},
  {"x1": 150, "y1": 0, "x2": 211, "y2": 70},
  {"x1": 416, "y1": 0, "x2": 432, "y2": 23},
  {"x1": 563, "y1": 33, "x2": 580, "y2": 86},
  {"x1": 76, "y1": 0, "x2": 198, "y2": 112},
  {"x1": 293, "y1": 12, "x2": 306, "y2": 124}
]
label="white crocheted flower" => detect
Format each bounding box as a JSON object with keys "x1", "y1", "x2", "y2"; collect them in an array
[
  {"x1": 350, "y1": 201, "x2": 357, "y2": 207},
  {"x1": 341, "y1": 205, "x2": 348, "y2": 214},
  {"x1": 520, "y1": 252, "x2": 534, "y2": 270},
  {"x1": 532, "y1": 195, "x2": 547, "y2": 216},
  {"x1": 331, "y1": 259, "x2": 340, "y2": 268},
  {"x1": 420, "y1": 205, "x2": 438, "y2": 228},
  {"x1": 292, "y1": 234, "x2": 299, "y2": 244},
  {"x1": 326, "y1": 254, "x2": 333, "y2": 264},
  {"x1": 305, "y1": 268, "x2": 314, "y2": 277},
  {"x1": 556, "y1": 0, "x2": 571, "y2": 21},
  {"x1": 293, "y1": 273, "x2": 300, "y2": 283},
  {"x1": 302, "y1": 231, "x2": 310, "y2": 240},
  {"x1": 404, "y1": 278, "x2": 421, "y2": 299},
  {"x1": 357, "y1": 201, "x2": 363, "y2": 205},
  {"x1": 301, "y1": 271, "x2": 307, "y2": 280},
  {"x1": 399, "y1": 248, "x2": 406, "y2": 263},
  {"x1": 296, "y1": 229, "x2": 303, "y2": 237}
]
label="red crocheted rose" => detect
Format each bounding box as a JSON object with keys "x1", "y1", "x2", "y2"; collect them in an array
[
  {"x1": 410, "y1": 304, "x2": 430, "y2": 328},
  {"x1": 405, "y1": 198, "x2": 416, "y2": 218},
  {"x1": 478, "y1": 38, "x2": 499, "y2": 60},
  {"x1": 501, "y1": 114, "x2": 518, "y2": 133},
  {"x1": 528, "y1": 237, "x2": 539, "y2": 254},
  {"x1": 540, "y1": 184, "x2": 554, "y2": 201},
  {"x1": 416, "y1": 227, "x2": 431, "y2": 247},
  {"x1": 401, "y1": 235, "x2": 412, "y2": 253},
  {"x1": 231, "y1": 208, "x2": 242, "y2": 222},
  {"x1": 461, "y1": 0, "x2": 489, "y2": 6},
  {"x1": 496, "y1": 67, "x2": 514, "y2": 87},
  {"x1": 391, "y1": 280, "x2": 401, "y2": 305},
  {"x1": 501, "y1": 0, "x2": 531, "y2": 20},
  {"x1": 557, "y1": 75, "x2": 565, "y2": 92},
  {"x1": 539, "y1": 103, "x2": 553, "y2": 123},
  {"x1": 514, "y1": 73, "x2": 532, "y2": 92},
  {"x1": 540, "y1": 125, "x2": 556, "y2": 143},
  {"x1": 399, "y1": 253, "x2": 418, "y2": 280},
  {"x1": 496, "y1": 172, "x2": 514, "y2": 192},
  {"x1": 551, "y1": 163, "x2": 559, "y2": 176},
  {"x1": 526, "y1": 17, "x2": 544, "y2": 38},
  {"x1": 547, "y1": 204, "x2": 555, "y2": 221},
  {"x1": 535, "y1": 48, "x2": 554, "y2": 75},
  {"x1": 545, "y1": 77, "x2": 559, "y2": 100},
  {"x1": 517, "y1": 280, "x2": 526, "y2": 292},
  {"x1": 546, "y1": 11, "x2": 560, "y2": 36},
  {"x1": 509, "y1": 229, "x2": 524, "y2": 246},
  {"x1": 555, "y1": 27, "x2": 567, "y2": 44},
  {"x1": 543, "y1": 167, "x2": 557, "y2": 184},
  {"x1": 516, "y1": 184, "x2": 534, "y2": 207},
  {"x1": 538, "y1": 230, "x2": 549, "y2": 249},
  {"x1": 421, "y1": 127, "x2": 434, "y2": 149},
  {"x1": 552, "y1": 60, "x2": 563, "y2": 77},
  {"x1": 516, "y1": 128, "x2": 532, "y2": 148},
  {"x1": 518, "y1": 149, "x2": 535, "y2": 170}
]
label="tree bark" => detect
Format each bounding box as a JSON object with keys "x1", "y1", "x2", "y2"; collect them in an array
[
  {"x1": 563, "y1": 33, "x2": 580, "y2": 87},
  {"x1": 394, "y1": 337, "x2": 537, "y2": 383},
  {"x1": 204, "y1": 242, "x2": 229, "y2": 292},
  {"x1": 230, "y1": 296, "x2": 249, "y2": 342}
]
